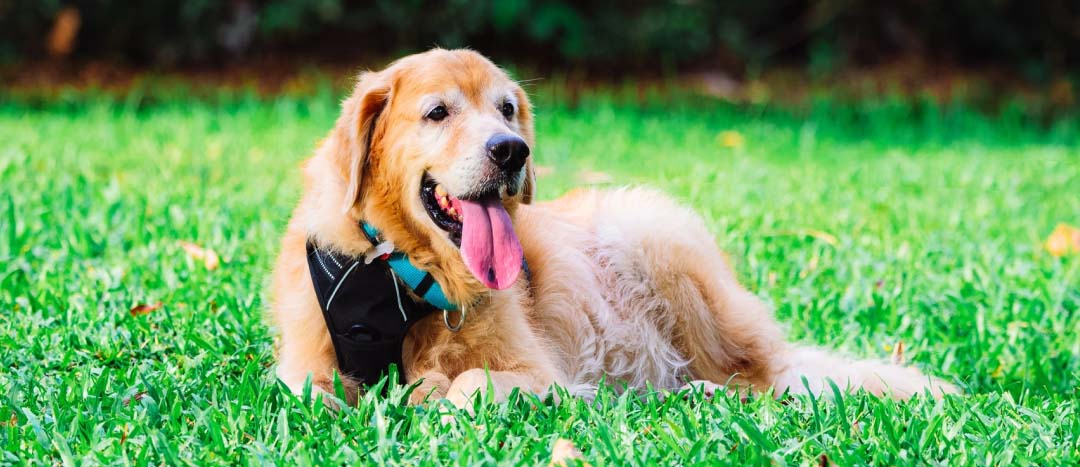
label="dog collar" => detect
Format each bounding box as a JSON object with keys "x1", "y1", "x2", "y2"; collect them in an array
[
  {"x1": 359, "y1": 221, "x2": 532, "y2": 310},
  {"x1": 360, "y1": 222, "x2": 458, "y2": 311}
]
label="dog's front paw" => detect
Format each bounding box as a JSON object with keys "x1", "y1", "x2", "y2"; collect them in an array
[
  {"x1": 446, "y1": 368, "x2": 490, "y2": 410},
  {"x1": 409, "y1": 371, "x2": 452, "y2": 404}
]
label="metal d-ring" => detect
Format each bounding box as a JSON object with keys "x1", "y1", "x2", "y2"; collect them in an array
[{"x1": 442, "y1": 304, "x2": 467, "y2": 332}]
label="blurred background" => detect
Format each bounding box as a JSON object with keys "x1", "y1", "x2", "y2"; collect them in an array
[{"x1": 2, "y1": 0, "x2": 1079, "y2": 112}]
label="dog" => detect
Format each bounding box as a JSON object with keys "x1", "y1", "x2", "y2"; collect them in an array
[{"x1": 269, "y1": 48, "x2": 956, "y2": 407}]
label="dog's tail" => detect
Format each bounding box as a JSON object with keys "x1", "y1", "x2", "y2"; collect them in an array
[{"x1": 768, "y1": 345, "x2": 958, "y2": 399}]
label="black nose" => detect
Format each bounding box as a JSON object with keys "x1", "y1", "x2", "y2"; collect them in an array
[{"x1": 486, "y1": 134, "x2": 530, "y2": 173}]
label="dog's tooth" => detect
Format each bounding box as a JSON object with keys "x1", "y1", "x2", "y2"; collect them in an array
[
  {"x1": 448, "y1": 207, "x2": 457, "y2": 218},
  {"x1": 434, "y1": 184, "x2": 446, "y2": 196}
]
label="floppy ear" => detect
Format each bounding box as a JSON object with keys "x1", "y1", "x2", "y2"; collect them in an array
[
  {"x1": 514, "y1": 86, "x2": 537, "y2": 204},
  {"x1": 333, "y1": 71, "x2": 391, "y2": 213}
]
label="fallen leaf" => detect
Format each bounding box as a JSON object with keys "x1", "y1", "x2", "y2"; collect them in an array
[
  {"x1": 179, "y1": 241, "x2": 220, "y2": 270},
  {"x1": 891, "y1": 341, "x2": 905, "y2": 365},
  {"x1": 771, "y1": 229, "x2": 839, "y2": 246},
  {"x1": 122, "y1": 391, "x2": 148, "y2": 406},
  {"x1": 717, "y1": 130, "x2": 745, "y2": 149},
  {"x1": 550, "y1": 439, "x2": 590, "y2": 467},
  {"x1": 1044, "y1": 223, "x2": 1080, "y2": 257},
  {"x1": 129, "y1": 302, "x2": 162, "y2": 316},
  {"x1": 991, "y1": 363, "x2": 1004, "y2": 379},
  {"x1": 533, "y1": 165, "x2": 555, "y2": 177},
  {"x1": 577, "y1": 170, "x2": 613, "y2": 184}
]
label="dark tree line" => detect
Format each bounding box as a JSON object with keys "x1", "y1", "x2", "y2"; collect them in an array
[{"x1": 3, "y1": 0, "x2": 1078, "y2": 79}]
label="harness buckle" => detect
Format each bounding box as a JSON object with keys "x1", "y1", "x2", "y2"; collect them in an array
[{"x1": 363, "y1": 240, "x2": 396, "y2": 264}]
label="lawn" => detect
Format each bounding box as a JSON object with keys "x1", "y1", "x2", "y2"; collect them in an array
[{"x1": 1, "y1": 87, "x2": 1078, "y2": 465}]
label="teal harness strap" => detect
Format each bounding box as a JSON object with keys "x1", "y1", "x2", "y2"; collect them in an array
[{"x1": 361, "y1": 223, "x2": 458, "y2": 311}]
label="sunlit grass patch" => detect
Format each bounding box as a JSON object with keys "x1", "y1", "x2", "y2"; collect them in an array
[{"x1": 1, "y1": 91, "x2": 1077, "y2": 465}]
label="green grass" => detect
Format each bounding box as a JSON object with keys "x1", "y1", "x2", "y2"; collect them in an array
[{"x1": 1, "y1": 88, "x2": 1078, "y2": 465}]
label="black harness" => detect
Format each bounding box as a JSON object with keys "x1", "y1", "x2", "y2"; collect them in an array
[
  {"x1": 305, "y1": 240, "x2": 439, "y2": 385},
  {"x1": 307, "y1": 222, "x2": 530, "y2": 387}
]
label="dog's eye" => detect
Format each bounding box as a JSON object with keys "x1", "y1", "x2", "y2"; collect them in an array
[
  {"x1": 426, "y1": 105, "x2": 449, "y2": 122},
  {"x1": 500, "y1": 102, "x2": 515, "y2": 119}
]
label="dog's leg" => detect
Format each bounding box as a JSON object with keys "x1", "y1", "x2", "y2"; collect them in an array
[
  {"x1": 677, "y1": 253, "x2": 957, "y2": 399},
  {"x1": 409, "y1": 370, "x2": 452, "y2": 404},
  {"x1": 619, "y1": 190, "x2": 956, "y2": 399},
  {"x1": 274, "y1": 318, "x2": 359, "y2": 406},
  {"x1": 444, "y1": 368, "x2": 556, "y2": 409},
  {"x1": 405, "y1": 287, "x2": 563, "y2": 409},
  {"x1": 271, "y1": 330, "x2": 350, "y2": 406},
  {"x1": 271, "y1": 228, "x2": 359, "y2": 406}
]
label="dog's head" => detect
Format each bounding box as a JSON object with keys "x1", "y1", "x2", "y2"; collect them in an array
[{"x1": 327, "y1": 49, "x2": 535, "y2": 300}]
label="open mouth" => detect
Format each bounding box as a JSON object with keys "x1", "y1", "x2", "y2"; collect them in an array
[
  {"x1": 421, "y1": 175, "x2": 464, "y2": 245},
  {"x1": 419, "y1": 172, "x2": 524, "y2": 290}
]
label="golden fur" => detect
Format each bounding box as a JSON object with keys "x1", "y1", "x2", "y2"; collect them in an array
[{"x1": 269, "y1": 49, "x2": 957, "y2": 406}]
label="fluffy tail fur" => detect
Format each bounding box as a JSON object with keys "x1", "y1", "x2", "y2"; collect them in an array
[{"x1": 770, "y1": 346, "x2": 958, "y2": 399}]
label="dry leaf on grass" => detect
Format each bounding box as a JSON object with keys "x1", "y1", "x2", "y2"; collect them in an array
[
  {"x1": 122, "y1": 391, "x2": 148, "y2": 406},
  {"x1": 129, "y1": 302, "x2": 162, "y2": 316},
  {"x1": 577, "y1": 169, "x2": 613, "y2": 184},
  {"x1": 549, "y1": 439, "x2": 590, "y2": 467},
  {"x1": 179, "y1": 241, "x2": 220, "y2": 270},
  {"x1": 717, "y1": 130, "x2": 745, "y2": 149},
  {"x1": 770, "y1": 229, "x2": 839, "y2": 246},
  {"x1": 1044, "y1": 223, "x2": 1080, "y2": 257},
  {"x1": 991, "y1": 363, "x2": 1005, "y2": 379}
]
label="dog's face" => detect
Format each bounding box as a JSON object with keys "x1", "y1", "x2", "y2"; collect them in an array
[{"x1": 332, "y1": 49, "x2": 535, "y2": 296}]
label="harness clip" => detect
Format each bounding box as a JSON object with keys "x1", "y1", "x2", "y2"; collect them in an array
[
  {"x1": 363, "y1": 240, "x2": 396, "y2": 264},
  {"x1": 442, "y1": 305, "x2": 467, "y2": 332}
]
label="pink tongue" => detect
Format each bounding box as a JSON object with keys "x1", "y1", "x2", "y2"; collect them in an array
[{"x1": 458, "y1": 196, "x2": 523, "y2": 289}]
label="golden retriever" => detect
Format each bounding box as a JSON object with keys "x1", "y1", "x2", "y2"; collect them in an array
[{"x1": 269, "y1": 48, "x2": 956, "y2": 407}]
